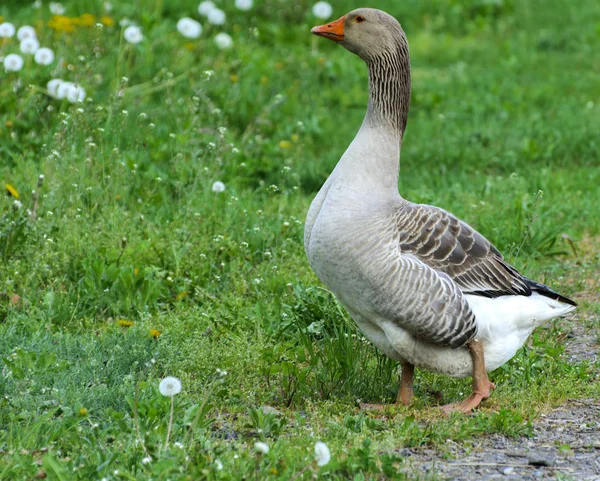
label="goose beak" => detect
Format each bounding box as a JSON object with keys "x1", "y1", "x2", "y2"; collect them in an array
[{"x1": 311, "y1": 15, "x2": 345, "y2": 42}]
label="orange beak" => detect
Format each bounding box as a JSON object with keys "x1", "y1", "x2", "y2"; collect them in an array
[{"x1": 311, "y1": 15, "x2": 345, "y2": 42}]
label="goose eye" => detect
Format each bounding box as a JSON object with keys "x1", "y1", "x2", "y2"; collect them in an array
[{"x1": 355, "y1": 16, "x2": 365, "y2": 23}]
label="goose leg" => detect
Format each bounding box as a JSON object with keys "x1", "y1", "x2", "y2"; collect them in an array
[
  {"x1": 360, "y1": 362, "x2": 415, "y2": 410},
  {"x1": 441, "y1": 339, "x2": 495, "y2": 414}
]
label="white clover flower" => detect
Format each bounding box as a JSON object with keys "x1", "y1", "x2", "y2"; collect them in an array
[
  {"x1": 176, "y1": 17, "x2": 202, "y2": 39},
  {"x1": 254, "y1": 442, "x2": 269, "y2": 454},
  {"x1": 235, "y1": 0, "x2": 253, "y2": 11},
  {"x1": 312, "y1": 1, "x2": 333, "y2": 19},
  {"x1": 198, "y1": 1, "x2": 216, "y2": 16},
  {"x1": 314, "y1": 441, "x2": 331, "y2": 467},
  {"x1": 214, "y1": 32, "x2": 233, "y2": 49},
  {"x1": 20, "y1": 37, "x2": 40, "y2": 54},
  {"x1": 17, "y1": 25, "x2": 36, "y2": 40},
  {"x1": 66, "y1": 84, "x2": 86, "y2": 103},
  {"x1": 123, "y1": 25, "x2": 143, "y2": 44},
  {"x1": 34, "y1": 47, "x2": 55, "y2": 65},
  {"x1": 4, "y1": 54, "x2": 24, "y2": 72},
  {"x1": 207, "y1": 8, "x2": 226, "y2": 25},
  {"x1": 49, "y1": 2, "x2": 65, "y2": 15},
  {"x1": 159, "y1": 376, "x2": 182, "y2": 396},
  {"x1": 47, "y1": 78, "x2": 63, "y2": 97},
  {"x1": 0, "y1": 22, "x2": 16, "y2": 38},
  {"x1": 212, "y1": 181, "x2": 226, "y2": 193}
]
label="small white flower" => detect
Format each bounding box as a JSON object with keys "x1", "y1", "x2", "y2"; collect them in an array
[
  {"x1": 0, "y1": 22, "x2": 16, "y2": 38},
  {"x1": 215, "y1": 459, "x2": 223, "y2": 470},
  {"x1": 66, "y1": 84, "x2": 86, "y2": 103},
  {"x1": 141, "y1": 456, "x2": 152, "y2": 465},
  {"x1": 212, "y1": 181, "x2": 226, "y2": 193},
  {"x1": 312, "y1": 1, "x2": 333, "y2": 19},
  {"x1": 198, "y1": 1, "x2": 216, "y2": 16},
  {"x1": 314, "y1": 441, "x2": 331, "y2": 467},
  {"x1": 49, "y1": 2, "x2": 65, "y2": 15},
  {"x1": 4, "y1": 54, "x2": 24, "y2": 72},
  {"x1": 17, "y1": 25, "x2": 36, "y2": 40},
  {"x1": 34, "y1": 47, "x2": 55, "y2": 65},
  {"x1": 207, "y1": 8, "x2": 226, "y2": 25},
  {"x1": 214, "y1": 32, "x2": 233, "y2": 49},
  {"x1": 13, "y1": 200, "x2": 23, "y2": 210},
  {"x1": 123, "y1": 25, "x2": 143, "y2": 44},
  {"x1": 235, "y1": 0, "x2": 253, "y2": 11},
  {"x1": 20, "y1": 37, "x2": 40, "y2": 54},
  {"x1": 47, "y1": 78, "x2": 63, "y2": 97},
  {"x1": 254, "y1": 442, "x2": 269, "y2": 454},
  {"x1": 159, "y1": 376, "x2": 182, "y2": 396},
  {"x1": 177, "y1": 17, "x2": 202, "y2": 39}
]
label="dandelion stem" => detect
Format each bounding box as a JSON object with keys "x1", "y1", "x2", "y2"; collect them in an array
[
  {"x1": 164, "y1": 395, "x2": 175, "y2": 452},
  {"x1": 133, "y1": 381, "x2": 150, "y2": 456}
]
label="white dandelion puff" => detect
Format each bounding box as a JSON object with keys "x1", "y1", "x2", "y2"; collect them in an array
[
  {"x1": 177, "y1": 17, "x2": 202, "y2": 39},
  {"x1": 0, "y1": 22, "x2": 16, "y2": 38},
  {"x1": 47, "y1": 78, "x2": 63, "y2": 97},
  {"x1": 159, "y1": 376, "x2": 182, "y2": 396},
  {"x1": 254, "y1": 442, "x2": 269, "y2": 454},
  {"x1": 212, "y1": 181, "x2": 226, "y2": 193},
  {"x1": 66, "y1": 84, "x2": 86, "y2": 103},
  {"x1": 20, "y1": 37, "x2": 40, "y2": 54},
  {"x1": 235, "y1": 0, "x2": 253, "y2": 11},
  {"x1": 312, "y1": 1, "x2": 333, "y2": 19},
  {"x1": 4, "y1": 54, "x2": 24, "y2": 72},
  {"x1": 17, "y1": 25, "x2": 36, "y2": 40},
  {"x1": 314, "y1": 441, "x2": 331, "y2": 466},
  {"x1": 123, "y1": 25, "x2": 143, "y2": 44},
  {"x1": 198, "y1": 1, "x2": 216, "y2": 16},
  {"x1": 207, "y1": 8, "x2": 226, "y2": 25},
  {"x1": 49, "y1": 2, "x2": 65, "y2": 14},
  {"x1": 214, "y1": 32, "x2": 233, "y2": 49},
  {"x1": 34, "y1": 47, "x2": 55, "y2": 66}
]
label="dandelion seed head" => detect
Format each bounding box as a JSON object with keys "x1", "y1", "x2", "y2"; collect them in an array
[
  {"x1": 212, "y1": 181, "x2": 226, "y2": 193},
  {"x1": 177, "y1": 17, "x2": 202, "y2": 39},
  {"x1": 254, "y1": 441, "x2": 269, "y2": 454},
  {"x1": 20, "y1": 37, "x2": 40, "y2": 54},
  {"x1": 17, "y1": 25, "x2": 36, "y2": 40},
  {"x1": 312, "y1": 1, "x2": 333, "y2": 19},
  {"x1": 214, "y1": 32, "x2": 233, "y2": 49},
  {"x1": 159, "y1": 376, "x2": 182, "y2": 396},
  {"x1": 49, "y1": 2, "x2": 65, "y2": 15},
  {"x1": 198, "y1": 1, "x2": 216, "y2": 16},
  {"x1": 0, "y1": 22, "x2": 16, "y2": 38},
  {"x1": 66, "y1": 84, "x2": 86, "y2": 103},
  {"x1": 4, "y1": 54, "x2": 24, "y2": 72},
  {"x1": 314, "y1": 441, "x2": 331, "y2": 466},
  {"x1": 207, "y1": 8, "x2": 226, "y2": 25},
  {"x1": 34, "y1": 47, "x2": 55, "y2": 65},
  {"x1": 123, "y1": 25, "x2": 143, "y2": 44},
  {"x1": 235, "y1": 0, "x2": 253, "y2": 11}
]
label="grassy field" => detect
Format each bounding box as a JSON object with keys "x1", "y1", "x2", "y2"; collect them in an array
[{"x1": 0, "y1": 0, "x2": 599, "y2": 479}]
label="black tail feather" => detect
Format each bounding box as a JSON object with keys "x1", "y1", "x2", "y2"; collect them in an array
[{"x1": 525, "y1": 278, "x2": 577, "y2": 307}]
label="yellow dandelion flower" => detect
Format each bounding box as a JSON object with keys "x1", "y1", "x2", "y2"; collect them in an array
[
  {"x1": 184, "y1": 42, "x2": 196, "y2": 51},
  {"x1": 5, "y1": 184, "x2": 19, "y2": 199},
  {"x1": 134, "y1": 267, "x2": 139, "y2": 276},
  {"x1": 115, "y1": 194, "x2": 121, "y2": 200},
  {"x1": 78, "y1": 407, "x2": 89, "y2": 416},
  {"x1": 230, "y1": 74, "x2": 239, "y2": 83},
  {"x1": 78, "y1": 14, "x2": 96, "y2": 27},
  {"x1": 0, "y1": 16, "x2": 4, "y2": 24},
  {"x1": 269, "y1": 468, "x2": 278, "y2": 475},
  {"x1": 279, "y1": 140, "x2": 292, "y2": 149},
  {"x1": 150, "y1": 329, "x2": 162, "y2": 339},
  {"x1": 117, "y1": 319, "x2": 134, "y2": 327},
  {"x1": 291, "y1": 134, "x2": 299, "y2": 142},
  {"x1": 175, "y1": 291, "x2": 188, "y2": 301},
  {"x1": 5, "y1": 120, "x2": 13, "y2": 127},
  {"x1": 317, "y1": 57, "x2": 326, "y2": 65},
  {"x1": 48, "y1": 15, "x2": 75, "y2": 33},
  {"x1": 101, "y1": 16, "x2": 115, "y2": 27},
  {"x1": 260, "y1": 76, "x2": 268, "y2": 85}
]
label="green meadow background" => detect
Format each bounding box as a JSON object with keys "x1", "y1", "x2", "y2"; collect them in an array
[{"x1": 0, "y1": 0, "x2": 599, "y2": 479}]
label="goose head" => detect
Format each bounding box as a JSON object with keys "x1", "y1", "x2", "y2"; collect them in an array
[{"x1": 311, "y1": 8, "x2": 406, "y2": 63}]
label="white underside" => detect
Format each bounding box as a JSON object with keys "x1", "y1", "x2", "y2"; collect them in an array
[{"x1": 352, "y1": 292, "x2": 575, "y2": 378}]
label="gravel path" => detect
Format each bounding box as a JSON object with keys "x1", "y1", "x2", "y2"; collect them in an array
[{"x1": 403, "y1": 313, "x2": 600, "y2": 481}]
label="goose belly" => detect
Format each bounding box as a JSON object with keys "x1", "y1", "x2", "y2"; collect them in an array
[{"x1": 349, "y1": 292, "x2": 575, "y2": 378}]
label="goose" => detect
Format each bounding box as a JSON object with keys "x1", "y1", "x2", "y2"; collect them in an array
[{"x1": 305, "y1": 8, "x2": 577, "y2": 413}]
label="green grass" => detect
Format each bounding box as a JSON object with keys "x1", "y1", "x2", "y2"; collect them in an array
[{"x1": 1, "y1": 0, "x2": 599, "y2": 479}]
